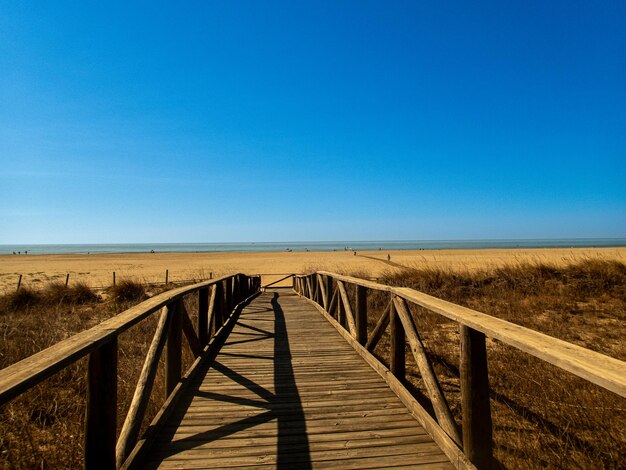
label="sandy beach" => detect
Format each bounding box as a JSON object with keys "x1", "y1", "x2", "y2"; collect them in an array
[{"x1": 1, "y1": 247, "x2": 624, "y2": 293}]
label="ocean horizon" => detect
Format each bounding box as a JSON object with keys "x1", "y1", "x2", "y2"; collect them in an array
[{"x1": 1, "y1": 238, "x2": 625, "y2": 255}]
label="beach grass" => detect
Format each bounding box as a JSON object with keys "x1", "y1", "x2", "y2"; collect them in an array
[
  {"x1": 358, "y1": 259, "x2": 626, "y2": 468},
  {"x1": 0, "y1": 260, "x2": 624, "y2": 468}
]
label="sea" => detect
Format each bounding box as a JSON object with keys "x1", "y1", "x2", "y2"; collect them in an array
[{"x1": 1, "y1": 239, "x2": 625, "y2": 255}]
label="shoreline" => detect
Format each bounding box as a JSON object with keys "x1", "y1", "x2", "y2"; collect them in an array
[
  {"x1": 2, "y1": 238, "x2": 625, "y2": 256},
  {"x1": 1, "y1": 246, "x2": 625, "y2": 293}
]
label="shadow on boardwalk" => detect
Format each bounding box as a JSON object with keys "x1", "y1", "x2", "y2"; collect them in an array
[{"x1": 148, "y1": 292, "x2": 311, "y2": 469}]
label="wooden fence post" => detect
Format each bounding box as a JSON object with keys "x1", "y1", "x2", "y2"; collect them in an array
[
  {"x1": 16, "y1": 274, "x2": 22, "y2": 291},
  {"x1": 112, "y1": 272, "x2": 116, "y2": 286},
  {"x1": 198, "y1": 287, "x2": 209, "y2": 345},
  {"x1": 65, "y1": 273, "x2": 70, "y2": 286},
  {"x1": 165, "y1": 301, "x2": 182, "y2": 397},
  {"x1": 214, "y1": 282, "x2": 224, "y2": 331},
  {"x1": 324, "y1": 276, "x2": 333, "y2": 312},
  {"x1": 390, "y1": 298, "x2": 405, "y2": 379},
  {"x1": 165, "y1": 269, "x2": 169, "y2": 285},
  {"x1": 309, "y1": 275, "x2": 315, "y2": 303},
  {"x1": 85, "y1": 338, "x2": 117, "y2": 470},
  {"x1": 225, "y1": 278, "x2": 233, "y2": 316},
  {"x1": 461, "y1": 325, "x2": 494, "y2": 468},
  {"x1": 355, "y1": 285, "x2": 367, "y2": 345}
]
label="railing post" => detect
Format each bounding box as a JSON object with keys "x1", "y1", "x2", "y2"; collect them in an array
[
  {"x1": 198, "y1": 287, "x2": 209, "y2": 345},
  {"x1": 225, "y1": 278, "x2": 233, "y2": 316},
  {"x1": 214, "y1": 281, "x2": 224, "y2": 330},
  {"x1": 311, "y1": 274, "x2": 322, "y2": 304},
  {"x1": 234, "y1": 274, "x2": 240, "y2": 303},
  {"x1": 324, "y1": 276, "x2": 333, "y2": 312},
  {"x1": 85, "y1": 338, "x2": 117, "y2": 470},
  {"x1": 355, "y1": 285, "x2": 367, "y2": 345},
  {"x1": 461, "y1": 325, "x2": 494, "y2": 468},
  {"x1": 165, "y1": 300, "x2": 182, "y2": 397},
  {"x1": 389, "y1": 296, "x2": 405, "y2": 379}
]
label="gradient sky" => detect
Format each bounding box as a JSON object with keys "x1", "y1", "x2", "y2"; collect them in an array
[{"x1": 1, "y1": 1, "x2": 625, "y2": 243}]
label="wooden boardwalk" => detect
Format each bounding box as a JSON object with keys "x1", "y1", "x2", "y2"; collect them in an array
[
  {"x1": 2, "y1": 272, "x2": 624, "y2": 469},
  {"x1": 145, "y1": 290, "x2": 453, "y2": 469}
]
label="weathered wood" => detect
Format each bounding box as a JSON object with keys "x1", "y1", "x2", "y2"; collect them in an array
[
  {"x1": 327, "y1": 287, "x2": 339, "y2": 318},
  {"x1": 165, "y1": 269, "x2": 169, "y2": 285},
  {"x1": 222, "y1": 278, "x2": 235, "y2": 316},
  {"x1": 65, "y1": 273, "x2": 70, "y2": 286},
  {"x1": 306, "y1": 276, "x2": 313, "y2": 300},
  {"x1": 85, "y1": 338, "x2": 117, "y2": 470},
  {"x1": 16, "y1": 274, "x2": 22, "y2": 291},
  {"x1": 180, "y1": 302, "x2": 202, "y2": 357},
  {"x1": 366, "y1": 301, "x2": 391, "y2": 351},
  {"x1": 316, "y1": 272, "x2": 626, "y2": 398},
  {"x1": 166, "y1": 301, "x2": 182, "y2": 397},
  {"x1": 144, "y1": 292, "x2": 456, "y2": 470},
  {"x1": 306, "y1": 296, "x2": 473, "y2": 469},
  {"x1": 122, "y1": 290, "x2": 259, "y2": 470},
  {"x1": 207, "y1": 284, "x2": 217, "y2": 337},
  {"x1": 324, "y1": 275, "x2": 333, "y2": 313},
  {"x1": 233, "y1": 274, "x2": 241, "y2": 307},
  {"x1": 317, "y1": 271, "x2": 395, "y2": 292},
  {"x1": 0, "y1": 274, "x2": 245, "y2": 406},
  {"x1": 317, "y1": 274, "x2": 328, "y2": 310},
  {"x1": 355, "y1": 285, "x2": 367, "y2": 345},
  {"x1": 113, "y1": 271, "x2": 116, "y2": 286},
  {"x1": 225, "y1": 278, "x2": 233, "y2": 315},
  {"x1": 336, "y1": 281, "x2": 357, "y2": 337},
  {"x1": 389, "y1": 300, "x2": 405, "y2": 379},
  {"x1": 214, "y1": 282, "x2": 224, "y2": 330},
  {"x1": 460, "y1": 326, "x2": 493, "y2": 468},
  {"x1": 394, "y1": 296, "x2": 462, "y2": 445},
  {"x1": 197, "y1": 288, "x2": 209, "y2": 345},
  {"x1": 336, "y1": 289, "x2": 344, "y2": 326},
  {"x1": 117, "y1": 308, "x2": 172, "y2": 466}
]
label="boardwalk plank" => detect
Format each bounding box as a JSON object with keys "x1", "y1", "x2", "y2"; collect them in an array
[{"x1": 144, "y1": 290, "x2": 453, "y2": 469}]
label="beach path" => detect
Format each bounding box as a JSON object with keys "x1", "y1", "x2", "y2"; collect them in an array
[{"x1": 143, "y1": 289, "x2": 452, "y2": 469}]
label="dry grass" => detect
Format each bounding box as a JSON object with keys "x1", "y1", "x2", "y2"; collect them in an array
[
  {"x1": 107, "y1": 279, "x2": 148, "y2": 303},
  {"x1": 0, "y1": 280, "x2": 198, "y2": 469},
  {"x1": 1, "y1": 261, "x2": 625, "y2": 468},
  {"x1": 352, "y1": 259, "x2": 626, "y2": 468}
]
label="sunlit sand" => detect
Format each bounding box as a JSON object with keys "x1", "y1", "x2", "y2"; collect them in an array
[{"x1": 1, "y1": 246, "x2": 624, "y2": 292}]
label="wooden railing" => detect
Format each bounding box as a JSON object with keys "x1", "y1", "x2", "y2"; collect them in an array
[
  {"x1": 0, "y1": 273, "x2": 261, "y2": 469},
  {"x1": 294, "y1": 271, "x2": 626, "y2": 469}
]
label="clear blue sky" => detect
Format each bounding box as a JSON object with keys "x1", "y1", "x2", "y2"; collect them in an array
[{"x1": 1, "y1": 1, "x2": 624, "y2": 243}]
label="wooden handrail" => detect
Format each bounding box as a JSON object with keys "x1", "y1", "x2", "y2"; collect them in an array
[
  {"x1": 0, "y1": 274, "x2": 252, "y2": 404},
  {"x1": 0, "y1": 272, "x2": 261, "y2": 470},
  {"x1": 296, "y1": 270, "x2": 626, "y2": 469},
  {"x1": 305, "y1": 271, "x2": 626, "y2": 398}
]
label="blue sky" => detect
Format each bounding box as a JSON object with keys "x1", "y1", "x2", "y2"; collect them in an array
[{"x1": 1, "y1": 1, "x2": 625, "y2": 243}]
